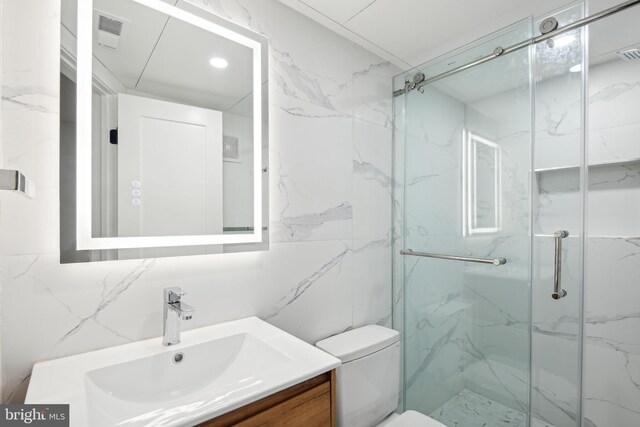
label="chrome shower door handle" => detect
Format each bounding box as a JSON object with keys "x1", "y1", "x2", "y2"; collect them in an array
[{"x1": 552, "y1": 230, "x2": 569, "y2": 300}]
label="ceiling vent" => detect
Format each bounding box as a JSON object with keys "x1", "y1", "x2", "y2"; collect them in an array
[
  {"x1": 95, "y1": 11, "x2": 128, "y2": 49},
  {"x1": 617, "y1": 48, "x2": 640, "y2": 61}
]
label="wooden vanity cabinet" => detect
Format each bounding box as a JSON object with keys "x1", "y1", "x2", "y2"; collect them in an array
[{"x1": 198, "y1": 370, "x2": 336, "y2": 427}]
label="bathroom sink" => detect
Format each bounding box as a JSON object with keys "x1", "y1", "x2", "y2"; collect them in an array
[{"x1": 26, "y1": 317, "x2": 340, "y2": 427}]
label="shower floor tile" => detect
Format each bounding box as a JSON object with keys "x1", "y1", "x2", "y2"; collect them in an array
[{"x1": 430, "y1": 389, "x2": 526, "y2": 427}]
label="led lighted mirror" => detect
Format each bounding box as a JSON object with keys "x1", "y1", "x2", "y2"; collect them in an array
[
  {"x1": 463, "y1": 132, "x2": 502, "y2": 235},
  {"x1": 60, "y1": 0, "x2": 268, "y2": 262}
]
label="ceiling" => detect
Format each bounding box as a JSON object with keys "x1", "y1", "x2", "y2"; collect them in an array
[
  {"x1": 273, "y1": 0, "x2": 640, "y2": 108},
  {"x1": 275, "y1": 0, "x2": 640, "y2": 70},
  {"x1": 62, "y1": 0, "x2": 254, "y2": 114}
]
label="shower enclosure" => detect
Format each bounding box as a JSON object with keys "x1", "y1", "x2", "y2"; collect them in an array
[{"x1": 392, "y1": 1, "x2": 640, "y2": 426}]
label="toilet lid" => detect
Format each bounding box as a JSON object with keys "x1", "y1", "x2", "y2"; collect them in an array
[{"x1": 385, "y1": 411, "x2": 447, "y2": 427}]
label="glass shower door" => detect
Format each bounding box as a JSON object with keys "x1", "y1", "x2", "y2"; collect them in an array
[
  {"x1": 531, "y1": 4, "x2": 586, "y2": 426},
  {"x1": 397, "y1": 19, "x2": 535, "y2": 425},
  {"x1": 393, "y1": 7, "x2": 586, "y2": 426}
]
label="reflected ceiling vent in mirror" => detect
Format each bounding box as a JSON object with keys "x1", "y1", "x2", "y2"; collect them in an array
[
  {"x1": 617, "y1": 48, "x2": 640, "y2": 61},
  {"x1": 95, "y1": 11, "x2": 129, "y2": 49}
]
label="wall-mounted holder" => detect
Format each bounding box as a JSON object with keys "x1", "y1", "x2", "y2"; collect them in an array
[{"x1": 0, "y1": 169, "x2": 35, "y2": 198}]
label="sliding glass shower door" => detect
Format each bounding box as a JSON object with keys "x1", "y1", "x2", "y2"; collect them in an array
[{"x1": 392, "y1": 5, "x2": 586, "y2": 426}]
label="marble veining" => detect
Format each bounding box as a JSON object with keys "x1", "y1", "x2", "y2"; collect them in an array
[
  {"x1": 589, "y1": 81, "x2": 640, "y2": 104},
  {"x1": 0, "y1": 0, "x2": 400, "y2": 403},
  {"x1": 2, "y1": 87, "x2": 58, "y2": 114},
  {"x1": 276, "y1": 202, "x2": 353, "y2": 241},
  {"x1": 52, "y1": 259, "x2": 157, "y2": 348},
  {"x1": 431, "y1": 389, "x2": 527, "y2": 427},
  {"x1": 266, "y1": 244, "x2": 350, "y2": 319}
]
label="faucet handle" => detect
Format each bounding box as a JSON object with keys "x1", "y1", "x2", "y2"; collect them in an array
[{"x1": 164, "y1": 287, "x2": 185, "y2": 303}]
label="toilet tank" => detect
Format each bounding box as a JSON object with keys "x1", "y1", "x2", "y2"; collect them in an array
[{"x1": 316, "y1": 325, "x2": 400, "y2": 427}]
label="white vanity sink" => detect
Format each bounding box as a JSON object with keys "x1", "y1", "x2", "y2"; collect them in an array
[{"x1": 26, "y1": 317, "x2": 340, "y2": 427}]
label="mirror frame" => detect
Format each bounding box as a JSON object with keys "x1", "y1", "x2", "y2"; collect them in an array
[
  {"x1": 75, "y1": 0, "x2": 267, "y2": 250},
  {"x1": 462, "y1": 131, "x2": 502, "y2": 235}
]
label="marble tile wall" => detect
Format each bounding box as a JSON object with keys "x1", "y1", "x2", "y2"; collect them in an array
[
  {"x1": 0, "y1": 0, "x2": 400, "y2": 402},
  {"x1": 582, "y1": 58, "x2": 640, "y2": 427}
]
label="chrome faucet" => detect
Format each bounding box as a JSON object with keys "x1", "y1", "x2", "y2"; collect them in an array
[{"x1": 162, "y1": 287, "x2": 195, "y2": 346}]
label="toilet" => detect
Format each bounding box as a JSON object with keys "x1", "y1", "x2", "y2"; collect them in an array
[{"x1": 316, "y1": 325, "x2": 446, "y2": 427}]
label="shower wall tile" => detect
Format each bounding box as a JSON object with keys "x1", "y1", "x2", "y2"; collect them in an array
[
  {"x1": 533, "y1": 70, "x2": 583, "y2": 171},
  {"x1": 530, "y1": 28, "x2": 584, "y2": 427},
  {"x1": 531, "y1": 58, "x2": 640, "y2": 426},
  {"x1": 462, "y1": 86, "x2": 532, "y2": 414},
  {"x1": 530, "y1": 235, "x2": 582, "y2": 427},
  {"x1": 530, "y1": 333, "x2": 583, "y2": 426},
  {"x1": 0, "y1": 0, "x2": 400, "y2": 402},
  {"x1": 402, "y1": 237, "x2": 467, "y2": 415},
  {"x1": 461, "y1": 232, "x2": 531, "y2": 412},
  {"x1": 583, "y1": 343, "x2": 640, "y2": 427},
  {"x1": 583, "y1": 237, "x2": 640, "y2": 427},
  {"x1": 589, "y1": 122, "x2": 640, "y2": 165},
  {"x1": 588, "y1": 60, "x2": 640, "y2": 133},
  {"x1": 585, "y1": 238, "x2": 640, "y2": 356},
  {"x1": 404, "y1": 87, "x2": 464, "y2": 239}
]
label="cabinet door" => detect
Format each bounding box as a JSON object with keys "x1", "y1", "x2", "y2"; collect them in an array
[{"x1": 237, "y1": 382, "x2": 331, "y2": 427}]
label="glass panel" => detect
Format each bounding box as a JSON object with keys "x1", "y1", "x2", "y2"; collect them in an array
[
  {"x1": 531, "y1": 4, "x2": 586, "y2": 426},
  {"x1": 581, "y1": 4, "x2": 640, "y2": 427},
  {"x1": 394, "y1": 18, "x2": 535, "y2": 426}
]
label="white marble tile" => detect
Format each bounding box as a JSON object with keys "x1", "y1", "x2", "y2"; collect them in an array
[
  {"x1": 351, "y1": 52, "x2": 399, "y2": 128},
  {"x1": 585, "y1": 238, "x2": 640, "y2": 356},
  {"x1": 0, "y1": 188, "x2": 59, "y2": 256},
  {"x1": 0, "y1": 0, "x2": 396, "y2": 404},
  {"x1": 583, "y1": 342, "x2": 640, "y2": 427},
  {"x1": 353, "y1": 119, "x2": 392, "y2": 240},
  {"x1": 402, "y1": 239, "x2": 467, "y2": 414},
  {"x1": 1, "y1": 0, "x2": 60, "y2": 95},
  {"x1": 1, "y1": 239, "x2": 357, "y2": 402},
  {"x1": 530, "y1": 337, "x2": 582, "y2": 426},
  {"x1": 587, "y1": 164, "x2": 640, "y2": 237},
  {"x1": 0, "y1": 106, "x2": 58, "y2": 191},
  {"x1": 268, "y1": 94, "x2": 353, "y2": 242},
  {"x1": 589, "y1": 60, "x2": 640, "y2": 132},
  {"x1": 351, "y1": 238, "x2": 392, "y2": 328},
  {"x1": 589, "y1": 123, "x2": 640, "y2": 165}
]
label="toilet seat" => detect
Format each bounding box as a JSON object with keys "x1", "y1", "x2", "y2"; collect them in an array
[{"x1": 381, "y1": 410, "x2": 447, "y2": 427}]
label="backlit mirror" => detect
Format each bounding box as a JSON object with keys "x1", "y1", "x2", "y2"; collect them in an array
[
  {"x1": 60, "y1": 0, "x2": 268, "y2": 262},
  {"x1": 463, "y1": 132, "x2": 502, "y2": 235}
]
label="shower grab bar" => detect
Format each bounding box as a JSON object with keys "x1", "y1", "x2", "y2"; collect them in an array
[
  {"x1": 400, "y1": 249, "x2": 506, "y2": 266},
  {"x1": 552, "y1": 230, "x2": 569, "y2": 300}
]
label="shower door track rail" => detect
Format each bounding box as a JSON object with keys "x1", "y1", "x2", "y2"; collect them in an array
[
  {"x1": 400, "y1": 249, "x2": 507, "y2": 266},
  {"x1": 393, "y1": 0, "x2": 640, "y2": 96}
]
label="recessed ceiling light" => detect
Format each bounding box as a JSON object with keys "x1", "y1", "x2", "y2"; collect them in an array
[
  {"x1": 569, "y1": 64, "x2": 582, "y2": 73},
  {"x1": 209, "y1": 57, "x2": 228, "y2": 69}
]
